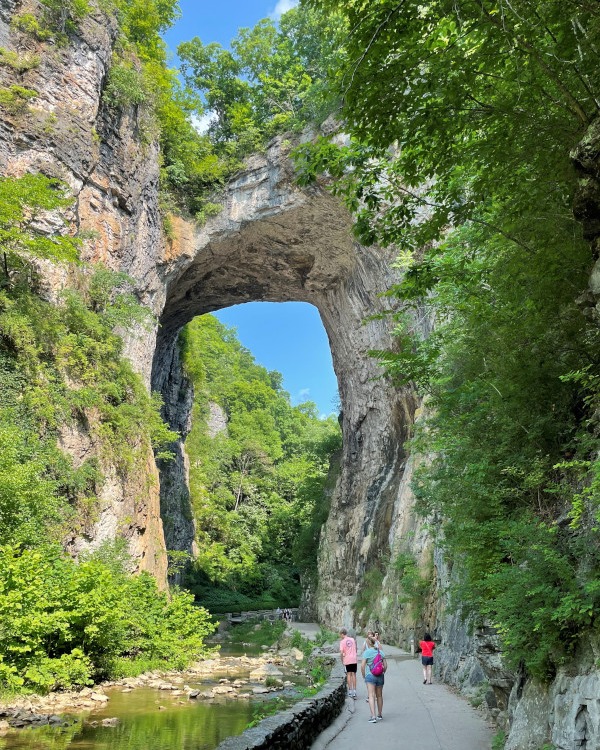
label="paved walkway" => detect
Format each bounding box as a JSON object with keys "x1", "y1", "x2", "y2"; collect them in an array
[{"x1": 290, "y1": 623, "x2": 493, "y2": 750}]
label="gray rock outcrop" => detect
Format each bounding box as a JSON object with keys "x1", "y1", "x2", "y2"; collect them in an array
[
  {"x1": 0, "y1": 1, "x2": 167, "y2": 583},
  {"x1": 150, "y1": 134, "x2": 419, "y2": 596}
]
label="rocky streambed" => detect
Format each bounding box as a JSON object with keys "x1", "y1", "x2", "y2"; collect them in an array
[{"x1": 0, "y1": 648, "x2": 311, "y2": 746}]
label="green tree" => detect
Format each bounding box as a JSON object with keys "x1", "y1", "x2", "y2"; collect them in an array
[
  {"x1": 178, "y1": 5, "x2": 346, "y2": 157},
  {"x1": 40, "y1": 0, "x2": 90, "y2": 35},
  {"x1": 0, "y1": 174, "x2": 80, "y2": 287},
  {"x1": 0, "y1": 544, "x2": 214, "y2": 691}
]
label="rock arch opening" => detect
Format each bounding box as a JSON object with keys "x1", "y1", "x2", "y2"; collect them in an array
[{"x1": 150, "y1": 139, "x2": 418, "y2": 622}]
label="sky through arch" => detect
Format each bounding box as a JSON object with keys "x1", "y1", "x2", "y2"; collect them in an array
[{"x1": 214, "y1": 303, "x2": 339, "y2": 418}]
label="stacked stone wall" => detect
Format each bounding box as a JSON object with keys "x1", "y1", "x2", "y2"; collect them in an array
[{"x1": 216, "y1": 662, "x2": 347, "y2": 750}]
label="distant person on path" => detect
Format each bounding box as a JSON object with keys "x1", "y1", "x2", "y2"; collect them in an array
[
  {"x1": 361, "y1": 635, "x2": 387, "y2": 723},
  {"x1": 373, "y1": 630, "x2": 381, "y2": 649},
  {"x1": 339, "y1": 628, "x2": 358, "y2": 699},
  {"x1": 276, "y1": 607, "x2": 282, "y2": 620},
  {"x1": 419, "y1": 632, "x2": 436, "y2": 684},
  {"x1": 361, "y1": 629, "x2": 375, "y2": 654}
]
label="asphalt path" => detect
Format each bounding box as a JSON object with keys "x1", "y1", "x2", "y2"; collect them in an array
[{"x1": 289, "y1": 623, "x2": 493, "y2": 750}]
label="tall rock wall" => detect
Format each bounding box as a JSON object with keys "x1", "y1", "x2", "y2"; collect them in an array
[
  {"x1": 1, "y1": 3, "x2": 420, "y2": 608},
  {"x1": 0, "y1": 0, "x2": 168, "y2": 582},
  {"x1": 150, "y1": 137, "x2": 420, "y2": 600}
]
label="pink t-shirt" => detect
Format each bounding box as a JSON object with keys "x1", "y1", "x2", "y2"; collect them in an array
[{"x1": 339, "y1": 635, "x2": 357, "y2": 665}]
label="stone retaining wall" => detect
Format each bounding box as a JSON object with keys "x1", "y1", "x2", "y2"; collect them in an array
[{"x1": 216, "y1": 661, "x2": 347, "y2": 750}]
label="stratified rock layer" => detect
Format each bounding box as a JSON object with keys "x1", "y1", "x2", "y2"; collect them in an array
[
  {"x1": 0, "y1": 1, "x2": 167, "y2": 583},
  {"x1": 0, "y1": 3, "x2": 418, "y2": 612}
]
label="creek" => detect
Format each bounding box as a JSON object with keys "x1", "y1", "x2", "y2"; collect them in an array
[{"x1": 0, "y1": 651, "x2": 306, "y2": 750}]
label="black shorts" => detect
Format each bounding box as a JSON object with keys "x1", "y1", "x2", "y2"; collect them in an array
[
  {"x1": 421, "y1": 656, "x2": 434, "y2": 666},
  {"x1": 345, "y1": 663, "x2": 357, "y2": 673}
]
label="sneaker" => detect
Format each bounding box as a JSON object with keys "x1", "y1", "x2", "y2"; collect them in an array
[
  {"x1": 376, "y1": 716, "x2": 383, "y2": 721},
  {"x1": 368, "y1": 717, "x2": 377, "y2": 723}
]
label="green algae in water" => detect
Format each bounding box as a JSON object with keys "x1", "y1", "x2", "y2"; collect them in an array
[{"x1": 0, "y1": 688, "x2": 285, "y2": 750}]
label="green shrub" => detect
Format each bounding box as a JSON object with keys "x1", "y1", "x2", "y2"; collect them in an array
[
  {"x1": 195, "y1": 201, "x2": 222, "y2": 225},
  {"x1": 103, "y1": 61, "x2": 147, "y2": 109},
  {"x1": 189, "y1": 584, "x2": 288, "y2": 614},
  {"x1": 0, "y1": 544, "x2": 215, "y2": 691},
  {"x1": 10, "y1": 13, "x2": 52, "y2": 41},
  {"x1": 24, "y1": 650, "x2": 93, "y2": 692},
  {"x1": 227, "y1": 619, "x2": 286, "y2": 648},
  {"x1": 393, "y1": 552, "x2": 432, "y2": 620},
  {"x1": 40, "y1": 0, "x2": 90, "y2": 35},
  {"x1": 306, "y1": 656, "x2": 332, "y2": 692},
  {"x1": 0, "y1": 48, "x2": 40, "y2": 73},
  {"x1": 0, "y1": 85, "x2": 37, "y2": 113},
  {"x1": 313, "y1": 626, "x2": 338, "y2": 646},
  {"x1": 353, "y1": 564, "x2": 385, "y2": 619},
  {"x1": 288, "y1": 629, "x2": 312, "y2": 659},
  {"x1": 246, "y1": 696, "x2": 290, "y2": 729}
]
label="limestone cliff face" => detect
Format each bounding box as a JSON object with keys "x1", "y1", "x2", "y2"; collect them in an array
[
  {"x1": 0, "y1": 0, "x2": 167, "y2": 583},
  {"x1": 150, "y1": 135, "x2": 419, "y2": 603},
  {"x1": 1, "y1": 3, "x2": 419, "y2": 603}
]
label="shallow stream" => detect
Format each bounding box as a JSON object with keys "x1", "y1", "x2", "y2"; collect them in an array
[{"x1": 0, "y1": 652, "x2": 303, "y2": 750}]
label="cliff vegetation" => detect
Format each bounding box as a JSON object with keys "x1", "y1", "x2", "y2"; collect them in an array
[
  {"x1": 4, "y1": 0, "x2": 600, "y2": 706},
  {"x1": 0, "y1": 172, "x2": 213, "y2": 692}
]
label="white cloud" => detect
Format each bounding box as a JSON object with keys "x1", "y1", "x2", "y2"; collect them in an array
[
  {"x1": 191, "y1": 112, "x2": 215, "y2": 135},
  {"x1": 270, "y1": 0, "x2": 299, "y2": 20}
]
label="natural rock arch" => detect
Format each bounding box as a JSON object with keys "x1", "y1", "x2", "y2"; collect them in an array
[{"x1": 150, "y1": 136, "x2": 419, "y2": 623}]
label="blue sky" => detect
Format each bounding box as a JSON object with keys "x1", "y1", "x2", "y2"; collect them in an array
[
  {"x1": 163, "y1": 1, "x2": 340, "y2": 416},
  {"x1": 216, "y1": 303, "x2": 340, "y2": 416},
  {"x1": 163, "y1": 0, "x2": 299, "y2": 52}
]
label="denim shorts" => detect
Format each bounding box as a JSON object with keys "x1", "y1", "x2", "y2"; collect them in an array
[{"x1": 365, "y1": 673, "x2": 384, "y2": 686}]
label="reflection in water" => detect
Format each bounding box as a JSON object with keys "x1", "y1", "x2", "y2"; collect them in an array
[{"x1": 0, "y1": 678, "x2": 296, "y2": 750}]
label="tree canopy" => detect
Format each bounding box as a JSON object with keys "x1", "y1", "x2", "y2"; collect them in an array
[{"x1": 177, "y1": 5, "x2": 346, "y2": 156}]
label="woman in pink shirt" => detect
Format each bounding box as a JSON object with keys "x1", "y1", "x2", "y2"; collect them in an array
[{"x1": 419, "y1": 632, "x2": 435, "y2": 684}]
